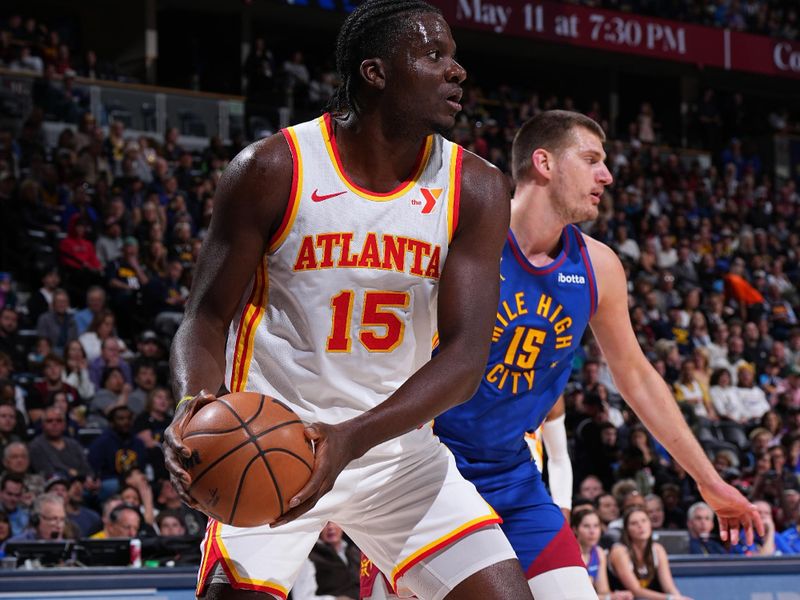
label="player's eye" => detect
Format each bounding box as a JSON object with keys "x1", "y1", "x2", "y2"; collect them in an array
[{"x1": 427, "y1": 50, "x2": 440, "y2": 60}]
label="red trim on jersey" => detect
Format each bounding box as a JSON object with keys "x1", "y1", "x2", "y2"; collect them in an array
[
  {"x1": 574, "y1": 225, "x2": 598, "y2": 317},
  {"x1": 323, "y1": 113, "x2": 428, "y2": 197},
  {"x1": 390, "y1": 516, "x2": 502, "y2": 589},
  {"x1": 524, "y1": 520, "x2": 585, "y2": 578},
  {"x1": 507, "y1": 227, "x2": 570, "y2": 275},
  {"x1": 451, "y1": 146, "x2": 463, "y2": 237},
  {"x1": 269, "y1": 128, "x2": 300, "y2": 248},
  {"x1": 230, "y1": 258, "x2": 268, "y2": 391}
]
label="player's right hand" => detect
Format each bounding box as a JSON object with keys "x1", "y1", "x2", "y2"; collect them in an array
[{"x1": 163, "y1": 389, "x2": 216, "y2": 508}]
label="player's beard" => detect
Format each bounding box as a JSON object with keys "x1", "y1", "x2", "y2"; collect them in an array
[{"x1": 551, "y1": 178, "x2": 598, "y2": 225}]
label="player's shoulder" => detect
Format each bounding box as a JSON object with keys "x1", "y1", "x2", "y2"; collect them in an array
[
  {"x1": 458, "y1": 147, "x2": 510, "y2": 197},
  {"x1": 576, "y1": 230, "x2": 623, "y2": 274},
  {"x1": 227, "y1": 132, "x2": 293, "y2": 183},
  {"x1": 217, "y1": 133, "x2": 293, "y2": 204}
]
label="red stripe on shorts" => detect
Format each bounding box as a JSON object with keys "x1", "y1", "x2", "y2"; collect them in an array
[{"x1": 525, "y1": 519, "x2": 585, "y2": 579}]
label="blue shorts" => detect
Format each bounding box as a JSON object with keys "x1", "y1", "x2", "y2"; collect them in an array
[{"x1": 454, "y1": 456, "x2": 583, "y2": 577}]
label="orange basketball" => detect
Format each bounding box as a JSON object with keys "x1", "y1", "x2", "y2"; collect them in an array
[{"x1": 181, "y1": 392, "x2": 314, "y2": 527}]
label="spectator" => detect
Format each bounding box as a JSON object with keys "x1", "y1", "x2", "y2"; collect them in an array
[
  {"x1": 687, "y1": 501, "x2": 725, "y2": 555},
  {"x1": 29, "y1": 354, "x2": 80, "y2": 423},
  {"x1": 127, "y1": 361, "x2": 157, "y2": 417},
  {"x1": 155, "y1": 508, "x2": 186, "y2": 537},
  {"x1": 0, "y1": 510, "x2": 10, "y2": 547},
  {"x1": 572, "y1": 508, "x2": 633, "y2": 600},
  {"x1": 87, "y1": 406, "x2": 146, "y2": 499},
  {"x1": 62, "y1": 339, "x2": 94, "y2": 404},
  {"x1": 735, "y1": 363, "x2": 771, "y2": 425},
  {"x1": 0, "y1": 308, "x2": 26, "y2": 372},
  {"x1": 709, "y1": 368, "x2": 740, "y2": 421},
  {"x1": 0, "y1": 402, "x2": 21, "y2": 458},
  {"x1": 282, "y1": 50, "x2": 310, "y2": 105},
  {"x1": 35, "y1": 288, "x2": 78, "y2": 355},
  {"x1": 73, "y1": 286, "x2": 107, "y2": 336},
  {"x1": 95, "y1": 219, "x2": 123, "y2": 269},
  {"x1": 119, "y1": 468, "x2": 156, "y2": 532},
  {"x1": 79, "y1": 309, "x2": 126, "y2": 363},
  {"x1": 105, "y1": 237, "x2": 148, "y2": 340},
  {"x1": 27, "y1": 406, "x2": 91, "y2": 479},
  {"x1": 154, "y1": 478, "x2": 206, "y2": 537},
  {"x1": 90, "y1": 500, "x2": 141, "y2": 539},
  {"x1": 243, "y1": 37, "x2": 275, "y2": 100},
  {"x1": 58, "y1": 215, "x2": 104, "y2": 303},
  {"x1": 2, "y1": 491, "x2": 67, "y2": 550},
  {"x1": 62, "y1": 474, "x2": 101, "y2": 537},
  {"x1": 134, "y1": 386, "x2": 171, "y2": 481},
  {"x1": 88, "y1": 366, "x2": 131, "y2": 428},
  {"x1": 597, "y1": 492, "x2": 620, "y2": 531},
  {"x1": 292, "y1": 522, "x2": 360, "y2": 600},
  {"x1": 88, "y1": 337, "x2": 132, "y2": 389},
  {"x1": 645, "y1": 494, "x2": 666, "y2": 530},
  {"x1": 579, "y1": 475, "x2": 605, "y2": 503},
  {"x1": 608, "y1": 508, "x2": 689, "y2": 598},
  {"x1": 0, "y1": 473, "x2": 27, "y2": 536}
]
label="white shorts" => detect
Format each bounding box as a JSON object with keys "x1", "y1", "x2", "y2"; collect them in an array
[{"x1": 196, "y1": 433, "x2": 514, "y2": 599}]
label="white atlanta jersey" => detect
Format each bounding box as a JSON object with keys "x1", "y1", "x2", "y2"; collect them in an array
[{"x1": 225, "y1": 114, "x2": 463, "y2": 444}]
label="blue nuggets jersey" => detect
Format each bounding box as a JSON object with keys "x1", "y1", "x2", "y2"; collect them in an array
[{"x1": 434, "y1": 224, "x2": 597, "y2": 471}]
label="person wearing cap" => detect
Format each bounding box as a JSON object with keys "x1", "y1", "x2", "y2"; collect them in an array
[{"x1": 28, "y1": 406, "x2": 91, "y2": 480}]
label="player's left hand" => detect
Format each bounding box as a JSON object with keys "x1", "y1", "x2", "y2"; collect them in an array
[
  {"x1": 697, "y1": 479, "x2": 764, "y2": 546},
  {"x1": 270, "y1": 421, "x2": 356, "y2": 527}
]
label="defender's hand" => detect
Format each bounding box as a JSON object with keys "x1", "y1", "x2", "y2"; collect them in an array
[
  {"x1": 698, "y1": 480, "x2": 764, "y2": 546},
  {"x1": 163, "y1": 389, "x2": 216, "y2": 508},
  {"x1": 271, "y1": 421, "x2": 356, "y2": 527}
]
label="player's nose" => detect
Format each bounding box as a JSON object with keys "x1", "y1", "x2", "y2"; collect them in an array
[
  {"x1": 598, "y1": 163, "x2": 613, "y2": 186},
  {"x1": 446, "y1": 58, "x2": 466, "y2": 85}
]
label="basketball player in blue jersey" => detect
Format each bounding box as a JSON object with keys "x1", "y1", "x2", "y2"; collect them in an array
[
  {"x1": 363, "y1": 110, "x2": 763, "y2": 599},
  {"x1": 162, "y1": 2, "x2": 535, "y2": 599}
]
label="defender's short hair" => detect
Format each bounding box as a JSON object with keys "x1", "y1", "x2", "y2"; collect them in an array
[{"x1": 511, "y1": 110, "x2": 606, "y2": 183}]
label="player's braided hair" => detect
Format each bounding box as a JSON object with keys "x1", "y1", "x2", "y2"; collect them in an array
[{"x1": 328, "y1": 0, "x2": 441, "y2": 116}]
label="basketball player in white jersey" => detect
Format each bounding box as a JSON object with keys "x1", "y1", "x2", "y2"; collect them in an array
[{"x1": 163, "y1": 2, "x2": 533, "y2": 599}]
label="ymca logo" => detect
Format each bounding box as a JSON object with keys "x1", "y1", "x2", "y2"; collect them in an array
[
  {"x1": 557, "y1": 272, "x2": 586, "y2": 285},
  {"x1": 411, "y1": 188, "x2": 442, "y2": 214}
]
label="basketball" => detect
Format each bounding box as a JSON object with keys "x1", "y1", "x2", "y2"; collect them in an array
[{"x1": 181, "y1": 392, "x2": 314, "y2": 527}]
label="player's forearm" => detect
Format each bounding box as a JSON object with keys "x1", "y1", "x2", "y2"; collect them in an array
[
  {"x1": 170, "y1": 312, "x2": 229, "y2": 401},
  {"x1": 343, "y1": 342, "x2": 488, "y2": 459},
  {"x1": 618, "y1": 363, "x2": 719, "y2": 487},
  {"x1": 542, "y1": 414, "x2": 573, "y2": 509}
]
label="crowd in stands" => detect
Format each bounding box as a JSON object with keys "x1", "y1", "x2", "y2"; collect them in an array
[
  {"x1": 580, "y1": 0, "x2": 798, "y2": 40},
  {"x1": 0, "y1": 6, "x2": 799, "y2": 599},
  {"x1": 0, "y1": 14, "x2": 116, "y2": 81}
]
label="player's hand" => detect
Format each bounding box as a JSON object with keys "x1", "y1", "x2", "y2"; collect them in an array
[
  {"x1": 163, "y1": 389, "x2": 216, "y2": 509},
  {"x1": 697, "y1": 479, "x2": 764, "y2": 546},
  {"x1": 611, "y1": 591, "x2": 634, "y2": 600},
  {"x1": 270, "y1": 421, "x2": 355, "y2": 527}
]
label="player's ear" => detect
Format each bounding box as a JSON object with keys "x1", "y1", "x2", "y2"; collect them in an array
[
  {"x1": 531, "y1": 148, "x2": 552, "y2": 181},
  {"x1": 360, "y1": 58, "x2": 386, "y2": 91}
]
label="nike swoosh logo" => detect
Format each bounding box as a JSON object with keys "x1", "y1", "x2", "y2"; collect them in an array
[{"x1": 311, "y1": 189, "x2": 347, "y2": 202}]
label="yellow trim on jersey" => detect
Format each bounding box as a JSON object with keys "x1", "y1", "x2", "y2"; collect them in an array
[
  {"x1": 318, "y1": 116, "x2": 433, "y2": 201},
  {"x1": 270, "y1": 127, "x2": 303, "y2": 252},
  {"x1": 230, "y1": 255, "x2": 269, "y2": 392},
  {"x1": 390, "y1": 507, "x2": 501, "y2": 586},
  {"x1": 214, "y1": 522, "x2": 289, "y2": 596}
]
